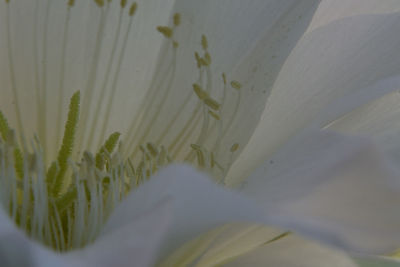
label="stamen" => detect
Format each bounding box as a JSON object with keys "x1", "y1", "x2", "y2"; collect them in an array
[
  {"x1": 87, "y1": 2, "x2": 125, "y2": 150},
  {"x1": 56, "y1": 2, "x2": 73, "y2": 150},
  {"x1": 77, "y1": 1, "x2": 109, "y2": 154},
  {"x1": 5, "y1": 1, "x2": 25, "y2": 148},
  {"x1": 0, "y1": 111, "x2": 10, "y2": 141},
  {"x1": 173, "y1": 13, "x2": 181, "y2": 26},
  {"x1": 204, "y1": 97, "x2": 221, "y2": 111},
  {"x1": 0, "y1": 8, "x2": 245, "y2": 252},
  {"x1": 157, "y1": 26, "x2": 173, "y2": 39},
  {"x1": 40, "y1": 0, "x2": 52, "y2": 155},
  {"x1": 201, "y1": 34, "x2": 208, "y2": 50},
  {"x1": 230, "y1": 80, "x2": 242, "y2": 90},
  {"x1": 193, "y1": 83, "x2": 209, "y2": 100},
  {"x1": 98, "y1": 2, "x2": 137, "y2": 147}
]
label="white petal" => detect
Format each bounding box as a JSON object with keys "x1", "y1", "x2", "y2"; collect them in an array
[
  {"x1": 0, "y1": 207, "x2": 77, "y2": 267},
  {"x1": 228, "y1": 11, "x2": 400, "y2": 185},
  {"x1": 102, "y1": 164, "x2": 264, "y2": 261},
  {"x1": 322, "y1": 76, "x2": 400, "y2": 166},
  {"x1": 308, "y1": 0, "x2": 400, "y2": 33},
  {"x1": 223, "y1": 235, "x2": 357, "y2": 267},
  {"x1": 66, "y1": 200, "x2": 172, "y2": 267},
  {"x1": 159, "y1": 223, "x2": 285, "y2": 266},
  {"x1": 241, "y1": 130, "x2": 400, "y2": 253}
]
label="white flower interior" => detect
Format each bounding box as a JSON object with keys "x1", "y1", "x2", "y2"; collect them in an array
[{"x1": 0, "y1": 0, "x2": 244, "y2": 251}]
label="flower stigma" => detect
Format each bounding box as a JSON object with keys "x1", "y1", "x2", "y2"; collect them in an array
[{"x1": 0, "y1": 0, "x2": 244, "y2": 251}]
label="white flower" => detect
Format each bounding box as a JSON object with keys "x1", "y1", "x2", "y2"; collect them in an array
[{"x1": 1, "y1": 0, "x2": 400, "y2": 266}]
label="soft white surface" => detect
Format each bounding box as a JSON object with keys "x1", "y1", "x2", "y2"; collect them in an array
[
  {"x1": 242, "y1": 130, "x2": 400, "y2": 253},
  {"x1": 229, "y1": 10, "x2": 400, "y2": 185}
]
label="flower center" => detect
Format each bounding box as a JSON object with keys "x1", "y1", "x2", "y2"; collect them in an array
[{"x1": 0, "y1": 0, "x2": 243, "y2": 251}]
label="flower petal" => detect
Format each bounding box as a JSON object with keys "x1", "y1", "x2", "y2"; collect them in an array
[
  {"x1": 159, "y1": 223, "x2": 285, "y2": 266},
  {"x1": 229, "y1": 11, "x2": 400, "y2": 185},
  {"x1": 66, "y1": 200, "x2": 172, "y2": 267},
  {"x1": 223, "y1": 234, "x2": 357, "y2": 267},
  {"x1": 241, "y1": 130, "x2": 400, "y2": 253},
  {"x1": 354, "y1": 257, "x2": 400, "y2": 267},
  {"x1": 308, "y1": 0, "x2": 400, "y2": 33},
  {"x1": 322, "y1": 76, "x2": 400, "y2": 165},
  {"x1": 0, "y1": 207, "x2": 76, "y2": 267},
  {"x1": 102, "y1": 164, "x2": 264, "y2": 261}
]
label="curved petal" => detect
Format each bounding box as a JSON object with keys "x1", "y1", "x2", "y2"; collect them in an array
[
  {"x1": 66, "y1": 200, "x2": 172, "y2": 267},
  {"x1": 308, "y1": 0, "x2": 400, "y2": 33},
  {"x1": 0, "y1": 207, "x2": 77, "y2": 267},
  {"x1": 322, "y1": 76, "x2": 400, "y2": 165},
  {"x1": 0, "y1": 199, "x2": 173, "y2": 267},
  {"x1": 223, "y1": 235, "x2": 357, "y2": 267},
  {"x1": 241, "y1": 130, "x2": 400, "y2": 253},
  {"x1": 228, "y1": 12, "x2": 400, "y2": 185},
  {"x1": 101, "y1": 164, "x2": 264, "y2": 261},
  {"x1": 159, "y1": 223, "x2": 285, "y2": 266}
]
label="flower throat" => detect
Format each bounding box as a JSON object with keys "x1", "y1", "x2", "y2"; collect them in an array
[{"x1": 0, "y1": 0, "x2": 243, "y2": 251}]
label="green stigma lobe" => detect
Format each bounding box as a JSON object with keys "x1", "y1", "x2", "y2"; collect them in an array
[{"x1": 51, "y1": 91, "x2": 80, "y2": 196}]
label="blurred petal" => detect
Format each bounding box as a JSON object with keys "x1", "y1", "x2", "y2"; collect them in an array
[
  {"x1": 102, "y1": 165, "x2": 264, "y2": 260},
  {"x1": 67, "y1": 200, "x2": 172, "y2": 267},
  {"x1": 354, "y1": 257, "x2": 400, "y2": 267},
  {"x1": 0, "y1": 207, "x2": 76, "y2": 267},
  {"x1": 159, "y1": 223, "x2": 284, "y2": 266},
  {"x1": 241, "y1": 130, "x2": 400, "y2": 253},
  {"x1": 229, "y1": 12, "x2": 400, "y2": 185},
  {"x1": 223, "y1": 235, "x2": 356, "y2": 267}
]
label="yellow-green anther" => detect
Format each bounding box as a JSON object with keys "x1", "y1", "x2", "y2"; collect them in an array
[
  {"x1": 190, "y1": 143, "x2": 201, "y2": 151},
  {"x1": 129, "y1": 2, "x2": 137, "y2": 16},
  {"x1": 230, "y1": 143, "x2": 239, "y2": 152},
  {"x1": 196, "y1": 150, "x2": 205, "y2": 168},
  {"x1": 104, "y1": 132, "x2": 121, "y2": 153},
  {"x1": 55, "y1": 187, "x2": 77, "y2": 212},
  {"x1": 46, "y1": 161, "x2": 58, "y2": 186},
  {"x1": 0, "y1": 111, "x2": 10, "y2": 141},
  {"x1": 14, "y1": 148, "x2": 24, "y2": 179},
  {"x1": 68, "y1": 0, "x2": 75, "y2": 7},
  {"x1": 157, "y1": 26, "x2": 173, "y2": 38},
  {"x1": 194, "y1": 52, "x2": 202, "y2": 68},
  {"x1": 53, "y1": 91, "x2": 80, "y2": 196},
  {"x1": 120, "y1": 0, "x2": 127, "y2": 8},
  {"x1": 173, "y1": 13, "x2": 181, "y2": 26},
  {"x1": 208, "y1": 110, "x2": 220, "y2": 120},
  {"x1": 96, "y1": 132, "x2": 121, "y2": 169},
  {"x1": 94, "y1": 0, "x2": 104, "y2": 7},
  {"x1": 193, "y1": 83, "x2": 208, "y2": 100},
  {"x1": 230, "y1": 80, "x2": 242, "y2": 90},
  {"x1": 146, "y1": 143, "x2": 158, "y2": 157},
  {"x1": 201, "y1": 35, "x2": 208, "y2": 50},
  {"x1": 204, "y1": 97, "x2": 220, "y2": 111},
  {"x1": 222, "y1": 73, "x2": 227, "y2": 85},
  {"x1": 204, "y1": 52, "x2": 211, "y2": 65}
]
